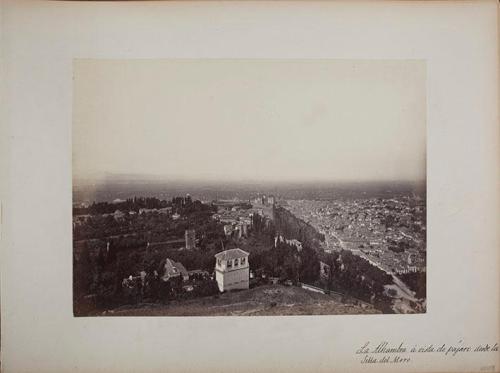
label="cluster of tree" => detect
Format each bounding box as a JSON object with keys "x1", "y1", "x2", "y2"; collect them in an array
[
  {"x1": 388, "y1": 245, "x2": 404, "y2": 253},
  {"x1": 250, "y1": 241, "x2": 320, "y2": 284},
  {"x1": 74, "y1": 196, "x2": 219, "y2": 242},
  {"x1": 411, "y1": 223, "x2": 423, "y2": 233},
  {"x1": 73, "y1": 197, "x2": 227, "y2": 315},
  {"x1": 400, "y1": 272, "x2": 426, "y2": 299},
  {"x1": 73, "y1": 214, "x2": 133, "y2": 241},
  {"x1": 236, "y1": 202, "x2": 252, "y2": 210},
  {"x1": 388, "y1": 239, "x2": 410, "y2": 253},
  {"x1": 77, "y1": 220, "x2": 226, "y2": 272},
  {"x1": 272, "y1": 205, "x2": 325, "y2": 250},
  {"x1": 73, "y1": 238, "x2": 223, "y2": 315},
  {"x1": 382, "y1": 214, "x2": 396, "y2": 229},
  {"x1": 214, "y1": 201, "x2": 252, "y2": 210},
  {"x1": 251, "y1": 213, "x2": 276, "y2": 245},
  {"x1": 121, "y1": 269, "x2": 219, "y2": 305},
  {"x1": 172, "y1": 196, "x2": 217, "y2": 215},
  {"x1": 319, "y1": 250, "x2": 393, "y2": 311},
  {"x1": 195, "y1": 220, "x2": 227, "y2": 251},
  {"x1": 74, "y1": 197, "x2": 171, "y2": 215},
  {"x1": 74, "y1": 195, "x2": 217, "y2": 216}
]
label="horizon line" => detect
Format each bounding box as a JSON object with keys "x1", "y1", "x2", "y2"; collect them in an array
[{"x1": 73, "y1": 175, "x2": 426, "y2": 186}]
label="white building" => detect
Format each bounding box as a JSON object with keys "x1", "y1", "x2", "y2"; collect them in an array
[
  {"x1": 214, "y1": 248, "x2": 250, "y2": 292},
  {"x1": 223, "y1": 224, "x2": 234, "y2": 237}
]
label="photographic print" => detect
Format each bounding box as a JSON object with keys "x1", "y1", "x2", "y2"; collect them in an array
[{"x1": 73, "y1": 59, "x2": 426, "y2": 316}]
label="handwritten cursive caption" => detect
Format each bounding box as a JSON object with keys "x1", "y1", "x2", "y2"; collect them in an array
[{"x1": 355, "y1": 341, "x2": 498, "y2": 366}]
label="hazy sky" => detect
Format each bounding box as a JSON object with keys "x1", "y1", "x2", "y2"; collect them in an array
[{"x1": 73, "y1": 59, "x2": 426, "y2": 183}]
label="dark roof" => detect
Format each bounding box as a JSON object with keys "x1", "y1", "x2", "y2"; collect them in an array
[
  {"x1": 174, "y1": 261, "x2": 188, "y2": 277},
  {"x1": 163, "y1": 258, "x2": 189, "y2": 279},
  {"x1": 214, "y1": 248, "x2": 249, "y2": 261}
]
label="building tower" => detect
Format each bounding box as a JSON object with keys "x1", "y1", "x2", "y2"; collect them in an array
[
  {"x1": 214, "y1": 248, "x2": 250, "y2": 292},
  {"x1": 185, "y1": 229, "x2": 196, "y2": 250}
]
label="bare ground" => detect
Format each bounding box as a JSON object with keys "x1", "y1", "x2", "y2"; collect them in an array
[{"x1": 103, "y1": 284, "x2": 381, "y2": 316}]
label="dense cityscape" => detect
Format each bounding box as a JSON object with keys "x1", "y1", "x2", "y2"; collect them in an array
[{"x1": 284, "y1": 195, "x2": 426, "y2": 275}]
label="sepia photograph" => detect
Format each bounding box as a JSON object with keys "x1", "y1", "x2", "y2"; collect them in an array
[
  {"x1": 3, "y1": 1, "x2": 498, "y2": 372},
  {"x1": 72, "y1": 59, "x2": 427, "y2": 316}
]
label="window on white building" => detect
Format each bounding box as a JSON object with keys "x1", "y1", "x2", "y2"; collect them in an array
[
  {"x1": 241, "y1": 257, "x2": 246, "y2": 265},
  {"x1": 234, "y1": 258, "x2": 239, "y2": 266},
  {"x1": 227, "y1": 260, "x2": 232, "y2": 268}
]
